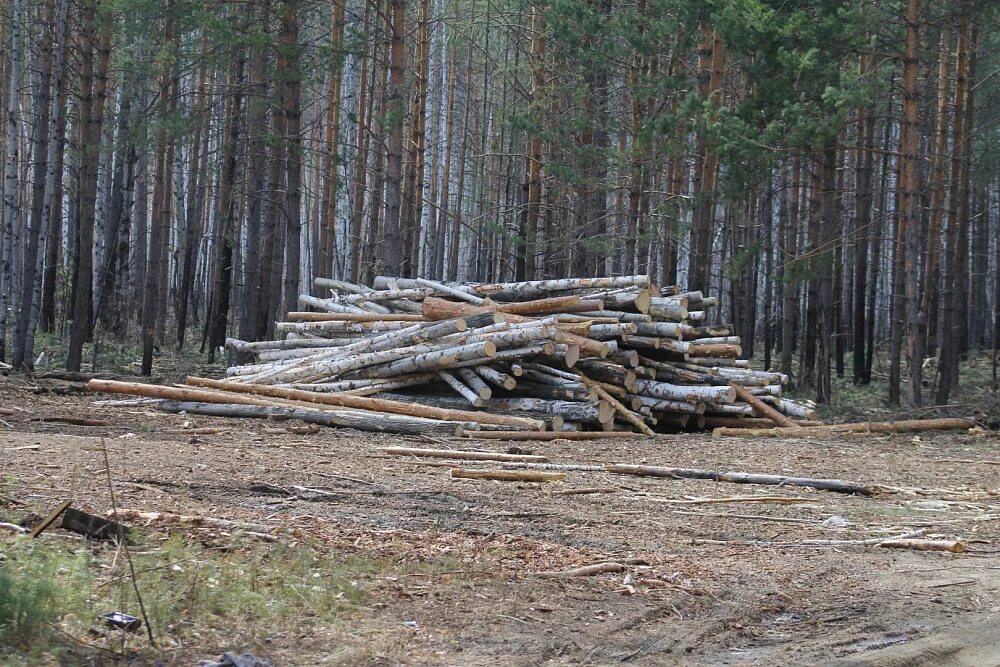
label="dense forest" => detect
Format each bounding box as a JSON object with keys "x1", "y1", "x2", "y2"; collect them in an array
[{"x1": 0, "y1": 0, "x2": 998, "y2": 407}]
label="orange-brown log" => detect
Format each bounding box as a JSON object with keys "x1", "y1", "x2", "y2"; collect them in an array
[{"x1": 184, "y1": 377, "x2": 544, "y2": 430}]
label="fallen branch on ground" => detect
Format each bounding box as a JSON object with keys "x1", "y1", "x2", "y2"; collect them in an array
[
  {"x1": 536, "y1": 562, "x2": 629, "y2": 578},
  {"x1": 384, "y1": 446, "x2": 549, "y2": 463},
  {"x1": 712, "y1": 417, "x2": 977, "y2": 438},
  {"x1": 450, "y1": 467, "x2": 566, "y2": 483},
  {"x1": 876, "y1": 538, "x2": 966, "y2": 553}
]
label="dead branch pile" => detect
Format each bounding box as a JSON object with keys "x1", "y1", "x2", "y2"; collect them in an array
[{"x1": 90, "y1": 276, "x2": 817, "y2": 435}]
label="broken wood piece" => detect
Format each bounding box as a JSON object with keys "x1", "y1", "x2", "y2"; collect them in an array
[
  {"x1": 876, "y1": 538, "x2": 966, "y2": 553},
  {"x1": 604, "y1": 464, "x2": 873, "y2": 495},
  {"x1": 712, "y1": 417, "x2": 977, "y2": 438},
  {"x1": 450, "y1": 467, "x2": 566, "y2": 483},
  {"x1": 632, "y1": 495, "x2": 812, "y2": 505},
  {"x1": 384, "y1": 446, "x2": 549, "y2": 463},
  {"x1": 536, "y1": 562, "x2": 628, "y2": 578},
  {"x1": 181, "y1": 377, "x2": 544, "y2": 430},
  {"x1": 461, "y1": 430, "x2": 646, "y2": 441},
  {"x1": 29, "y1": 499, "x2": 72, "y2": 538},
  {"x1": 35, "y1": 416, "x2": 109, "y2": 426},
  {"x1": 555, "y1": 487, "x2": 616, "y2": 495}
]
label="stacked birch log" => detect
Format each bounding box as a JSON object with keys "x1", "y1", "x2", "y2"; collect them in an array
[{"x1": 89, "y1": 275, "x2": 816, "y2": 437}]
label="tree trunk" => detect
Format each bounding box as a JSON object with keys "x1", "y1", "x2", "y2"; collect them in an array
[
  {"x1": 205, "y1": 12, "x2": 245, "y2": 362},
  {"x1": 899, "y1": 0, "x2": 922, "y2": 406},
  {"x1": 280, "y1": 0, "x2": 303, "y2": 318},
  {"x1": 382, "y1": 0, "x2": 406, "y2": 275},
  {"x1": 12, "y1": 0, "x2": 57, "y2": 370},
  {"x1": 140, "y1": 0, "x2": 175, "y2": 375},
  {"x1": 852, "y1": 55, "x2": 874, "y2": 385}
]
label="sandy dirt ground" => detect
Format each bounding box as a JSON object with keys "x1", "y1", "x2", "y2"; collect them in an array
[{"x1": 3, "y1": 378, "x2": 1000, "y2": 665}]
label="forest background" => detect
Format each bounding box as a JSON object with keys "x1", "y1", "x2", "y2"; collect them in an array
[{"x1": 0, "y1": 0, "x2": 998, "y2": 409}]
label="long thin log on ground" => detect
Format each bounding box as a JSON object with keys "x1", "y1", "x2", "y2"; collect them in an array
[
  {"x1": 632, "y1": 495, "x2": 812, "y2": 505},
  {"x1": 461, "y1": 430, "x2": 646, "y2": 440},
  {"x1": 875, "y1": 538, "x2": 966, "y2": 553},
  {"x1": 604, "y1": 464, "x2": 873, "y2": 495},
  {"x1": 156, "y1": 401, "x2": 472, "y2": 435},
  {"x1": 450, "y1": 468, "x2": 566, "y2": 483},
  {"x1": 536, "y1": 562, "x2": 628, "y2": 578},
  {"x1": 89, "y1": 379, "x2": 274, "y2": 407},
  {"x1": 384, "y1": 447, "x2": 549, "y2": 462},
  {"x1": 702, "y1": 416, "x2": 823, "y2": 429},
  {"x1": 713, "y1": 417, "x2": 976, "y2": 438},
  {"x1": 185, "y1": 377, "x2": 543, "y2": 430}
]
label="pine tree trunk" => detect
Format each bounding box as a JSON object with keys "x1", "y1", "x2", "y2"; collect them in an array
[
  {"x1": 520, "y1": 0, "x2": 544, "y2": 280},
  {"x1": 382, "y1": 0, "x2": 406, "y2": 275},
  {"x1": 348, "y1": 0, "x2": 371, "y2": 281},
  {"x1": 937, "y1": 19, "x2": 969, "y2": 404},
  {"x1": 780, "y1": 157, "x2": 799, "y2": 380},
  {"x1": 852, "y1": 54, "x2": 875, "y2": 385},
  {"x1": 205, "y1": 11, "x2": 246, "y2": 362},
  {"x1": 12, "y1": 0, "x2": 57, "y2": 369},
  {"x1": 899, "y1": 0, "x2": 922, "y2": 405},
  {"x1": 921, "y1": 31, "x2": 951, "y2": 361},
  {"x1": 317, "y1": 0, "x2": 346, "y2": 280},
  {"x1": 176, "y1": 26, "x2": 211, "y2": 349},
  {"x1": 140, "y1": 0, "x2": 175, "y2": 375},
  {"x1": 280, "y1": 0, "x2": 303, "y2": 318},
  {"x1": 0, "y1": 0, "x2": 23, "y2": 362}
]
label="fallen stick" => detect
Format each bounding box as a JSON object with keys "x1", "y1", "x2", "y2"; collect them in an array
[
  {"x1": 876, "y1": 538, "x2": 966, "y2": 553},
  {"x1": 35, "y1": 416, "x2": 109, "y2": 426},
  {"x1": 701, "y1": 416, "x2": 823, "y2": 429},
  {"x1": 461, "y1": 430, "x2": 646, "y2": 441},
  {"x1": 631, "y1": 495, "x2": 812, "y2": 505},
  {"x1": 1, "y1": 522, "x2": 27, "y2": 534},
  {"x1": 156, "y1": 401, "x2": 472, "y2": 436},
  {"x1": 384, "y1": 446, "x2": 549, "y2": 463},
  {"x1": 604, "y1": 464, "x2": 873, "y2": 495},
  {"x1": 536, "y1": 562, "x2": 628, "y2": 578},
  {"x1": 186, "y1": 376, "x2": 542, "y2": 430},
  {"x1": 712, "y1": 417, "x2": 977, "y2": 438},
  {"x1": 29, "y1": 500, "x2": 73, "y2": 538},
  {"x1": 555, "y1": 487, "x2": 616, "y2": 495},
  {"x1": 450, "y1": 468, "x2": 566, "y2": 483},
  {"x1": 800, "y1": 528, "x2": 928, "y2": 546}
]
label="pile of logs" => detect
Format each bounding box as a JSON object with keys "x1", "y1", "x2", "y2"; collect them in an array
[{"x1": 90, "y1": 275, "x2": 816, "y2": 436}]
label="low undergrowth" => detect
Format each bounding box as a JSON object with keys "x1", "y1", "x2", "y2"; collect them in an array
[
  {"x1": 775, "y1": 350, "x2": 1000, "y2": 424},
  {"x1": 0, "y1": 529, "x2": 458, "y2": 664}
]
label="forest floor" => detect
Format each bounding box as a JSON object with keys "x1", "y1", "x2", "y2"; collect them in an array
[{"x1": 3, "y1": 377, "x2": 1000, "y2": 665}]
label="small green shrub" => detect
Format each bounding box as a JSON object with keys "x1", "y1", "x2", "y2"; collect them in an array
[{"x1": 0, "y1": 541, "x2": 92, "y2": 652}]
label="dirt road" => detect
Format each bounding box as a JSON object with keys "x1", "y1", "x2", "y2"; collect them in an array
[{"x1": 4, "y1": 381, "x2": 1000, "y2": 665}]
